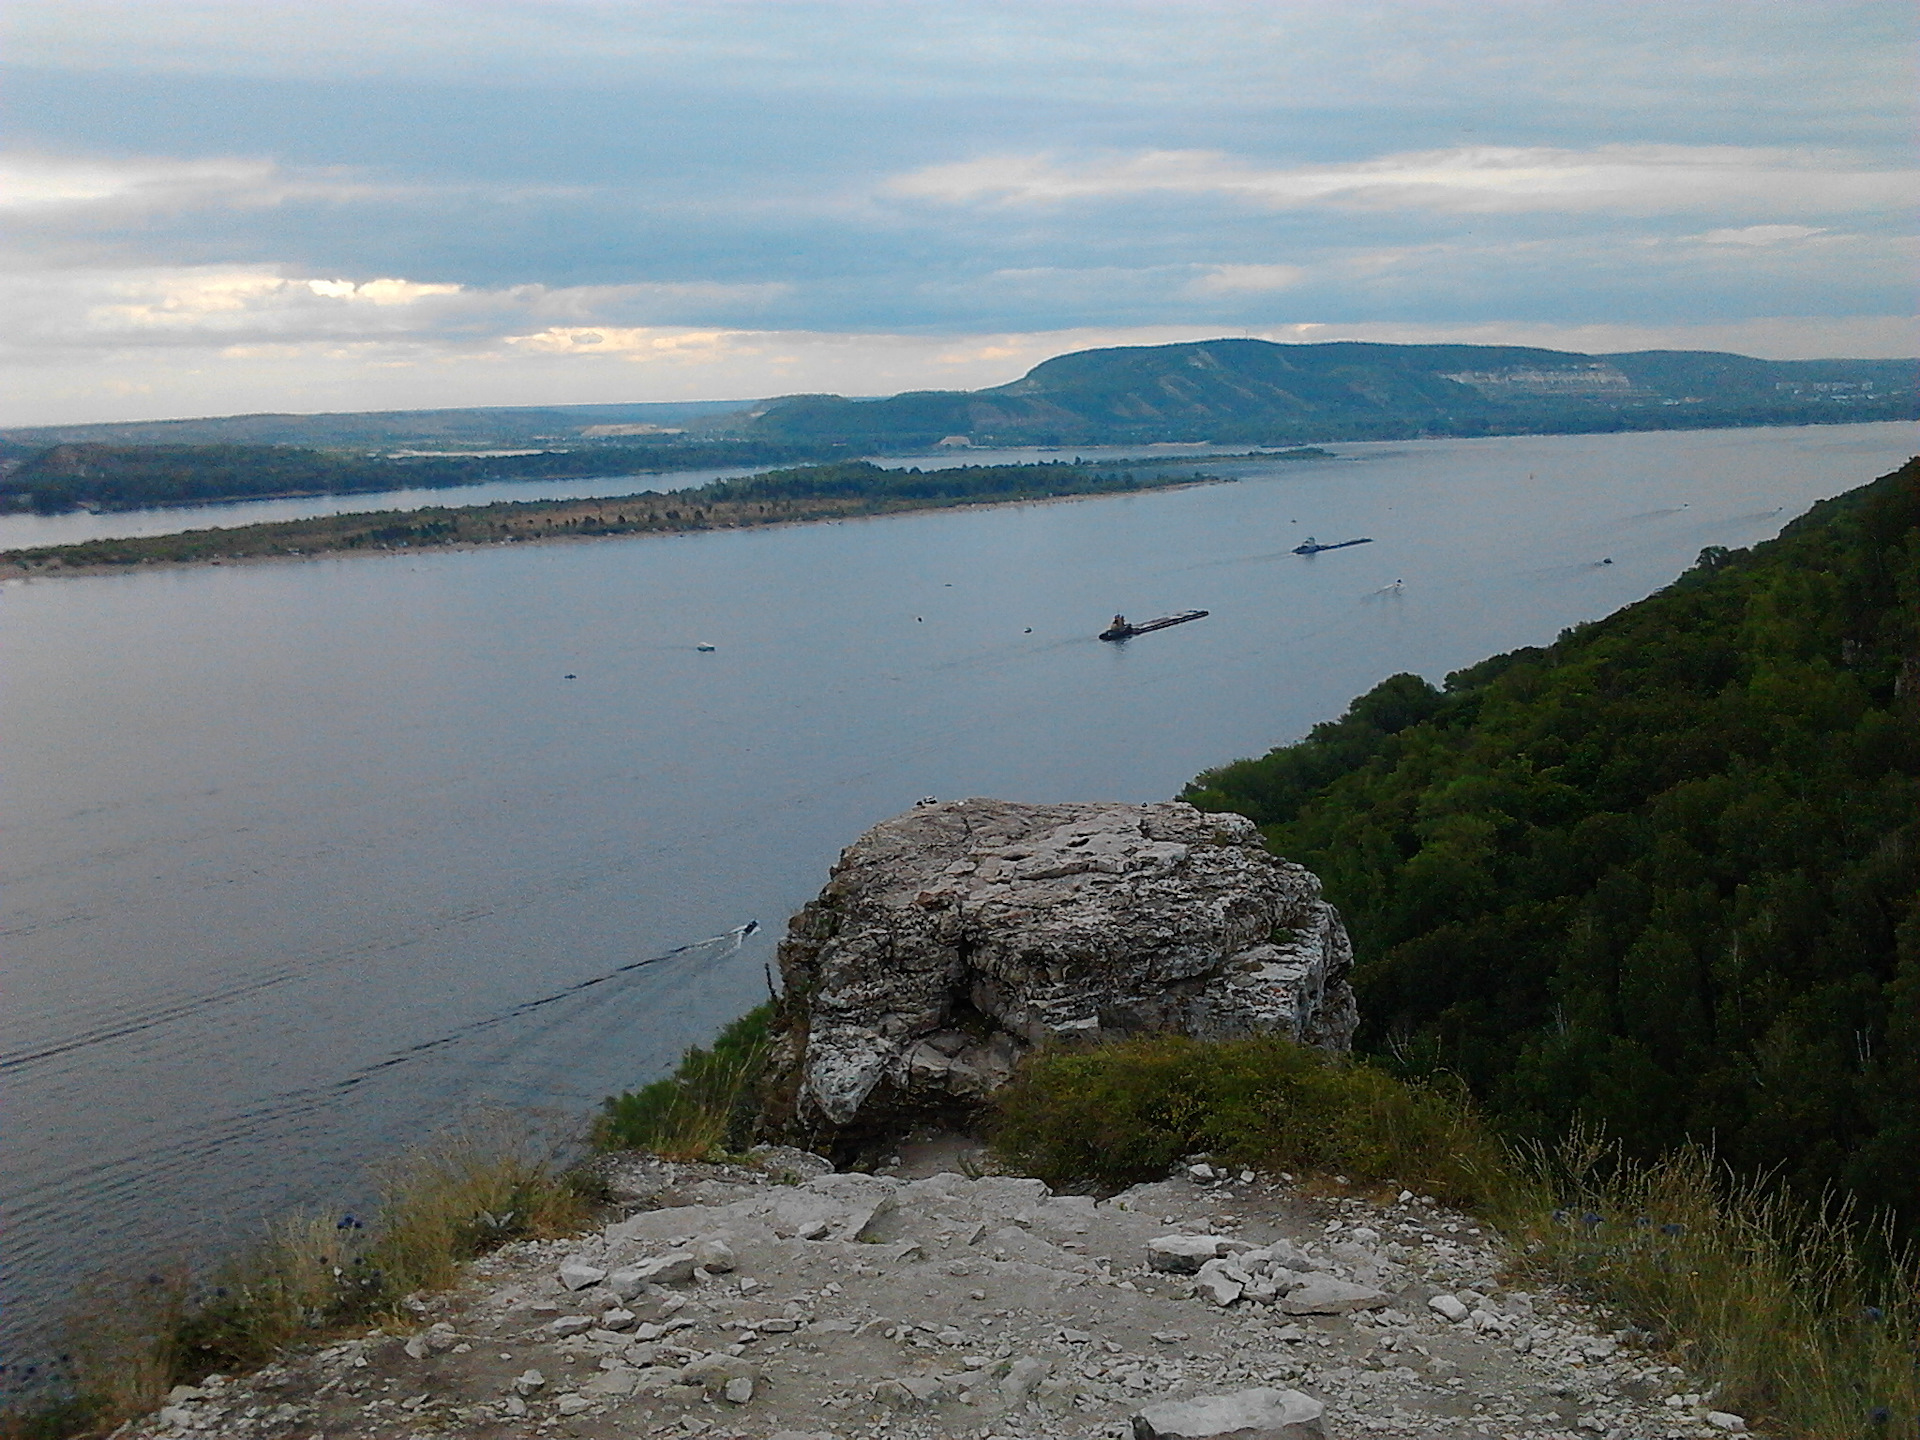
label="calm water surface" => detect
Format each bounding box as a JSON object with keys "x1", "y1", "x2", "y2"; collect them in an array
[{"x1": 2, "y1": 422, "x2": 1914, "y2": 1361}]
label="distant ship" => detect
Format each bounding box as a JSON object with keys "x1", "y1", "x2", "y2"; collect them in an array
[
  {"x1": 1100, "y1": 610, "x2": 1209, "y2": 642},
  {"x1": 1292, "y1": 535, "x2": 1374, "y2": 555}
]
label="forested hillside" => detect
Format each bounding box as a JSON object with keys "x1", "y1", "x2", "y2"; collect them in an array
[
  {"x1": 751, "y1": 340, "x2": 1918, "y2": 447},
  {"x1": 1186, "y1": 459, "x2": 1920, "y2": 1224}
]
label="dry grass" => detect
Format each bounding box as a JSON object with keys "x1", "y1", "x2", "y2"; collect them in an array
[
  {"x1": 1505, "y1": 1132, "x2": 1917, "y2": 1438},
  {"x1": 8, "y1": 1116, "x2": 598, "y2": 1438}
]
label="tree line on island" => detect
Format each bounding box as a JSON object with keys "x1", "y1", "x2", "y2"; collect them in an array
[{"x1": 0, "y1": 457, "x2": 1255, "y2": 570}]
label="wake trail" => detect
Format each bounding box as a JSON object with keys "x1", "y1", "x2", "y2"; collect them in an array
[{"x1": 2, "y1": 924, "x2": 756, "y2": 1219}]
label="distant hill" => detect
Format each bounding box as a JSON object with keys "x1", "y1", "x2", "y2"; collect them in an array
[
  {"x1": 0, "y1": 399, "x2": 757, "y2": 451},
  {"x1": 3, "y1": 339, "x2": 1910, "y2": 468},
  {"x1": 746, "y1": 339, "x2": 1917, "y2": 446}
]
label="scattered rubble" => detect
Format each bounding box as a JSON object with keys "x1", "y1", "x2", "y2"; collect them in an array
[{"x1": 113, "y1": 1143, "x2": 1753, "y2": 1440}]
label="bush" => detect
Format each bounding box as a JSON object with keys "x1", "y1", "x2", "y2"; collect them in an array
[
  {"x1": 988, "y1": 1033, "x2": 1510, "y2": 1205},
  {"x1": 595, "y1": 1004, "x2": 772, "y2": 1159}
]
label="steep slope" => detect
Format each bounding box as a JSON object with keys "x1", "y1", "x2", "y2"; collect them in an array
[{"x1": 1186, "y1": 459, "x2": 1920, "y2": 1224}]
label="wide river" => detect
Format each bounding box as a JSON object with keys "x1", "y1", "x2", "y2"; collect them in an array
[{"x1": 2, "y1": 421, "x2": 1914, "y2": 1364}]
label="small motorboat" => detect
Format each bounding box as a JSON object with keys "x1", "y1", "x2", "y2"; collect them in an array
[{"x1": 696, "y1": 642, "x2": 717, "y2": 652}]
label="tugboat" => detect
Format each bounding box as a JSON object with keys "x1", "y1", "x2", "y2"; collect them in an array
[
  {"x1": 1100, "y1": 609, "x2": 1209, "y2": 642},
  {"x1": 1292, "y1": 535, "x2": 1374, "y2": 555}
]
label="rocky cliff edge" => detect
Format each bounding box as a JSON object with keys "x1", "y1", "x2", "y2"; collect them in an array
[{"x1": 763, "y1": 799, "x2": 1358, "y2": 1148}]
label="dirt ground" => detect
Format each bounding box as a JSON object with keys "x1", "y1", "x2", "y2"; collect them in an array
[{"x1": 116, "y1": 1141, "x2": 1751, "y2": 1440}]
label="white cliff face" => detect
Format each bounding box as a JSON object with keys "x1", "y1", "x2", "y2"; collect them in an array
[{"x1": 769, "y1": 799, "x2": 1358, "y2": 1138}]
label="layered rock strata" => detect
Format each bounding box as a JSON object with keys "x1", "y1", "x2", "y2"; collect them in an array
[{"x1": 765, "y1": 798, "x2": 1357, "y2": 1144}]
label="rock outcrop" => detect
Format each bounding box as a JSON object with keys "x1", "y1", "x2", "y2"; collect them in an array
[{"x1": 765, "y1": 798, "x2": 1357, "y2": 1145}]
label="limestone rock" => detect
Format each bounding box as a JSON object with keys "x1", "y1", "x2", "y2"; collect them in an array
[
  {"x1": 1277, "y1": 1274, "x2": 1390, "y2": 1315},
  {"x1": 1149, "y1": 1234, "x2": 1231, "y2": 1273},
  {"x1": 1428, "y1": 1293, "x2": 1469, "y2": 1322},
  {"x1": 766, "y1": 799, "x2": 1356, "y2": 1141},
  {"x1": 1133, "y1": 1386, "x2": 1326, "y2": 1438},
  {"x1": 555, "y1": 1260, "x2": 605, "y2": 1291},
  {"x1": 1195, "y1": 1257, "x2": 1251, "y2": 1306}
]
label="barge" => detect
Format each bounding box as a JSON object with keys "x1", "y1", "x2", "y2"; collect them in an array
[
  {"x1": 1292, "y1": 535, "x2": 1373, "y2": 555},
  {"x1": 1100, "y1": 609, "x2": 1209, "y2": 642}
]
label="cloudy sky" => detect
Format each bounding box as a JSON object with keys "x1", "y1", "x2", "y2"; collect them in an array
[{"x1": 3, "y1": 0, "x2": 1914, "y2": 425}]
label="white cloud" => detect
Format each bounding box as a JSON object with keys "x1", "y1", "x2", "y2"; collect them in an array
[
  {"x1": 1188, "y1": 264, "x2": 1308, "y2": 296},
  {"x1": 0, "y1": 265, "x2": 794, "y2": 353},
  {"x1": 0, "y1": 154, "x2": 282, "y2": 210},
  {"x1": 891, "y1": 145, "x2": 1919, "y2": 218},
  {"x1": 1686, "y1": 224, "x2": 1829, "y2": 246}
]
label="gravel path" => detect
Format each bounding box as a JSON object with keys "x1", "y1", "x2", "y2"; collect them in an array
[{"x1": 117, "y1": 1146, "x2": 1751, "y2": 1440}]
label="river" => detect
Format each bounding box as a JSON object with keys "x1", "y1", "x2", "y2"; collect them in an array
[{"x1": 1, "y1": 420, "x2": 1913, "y2": 1367}]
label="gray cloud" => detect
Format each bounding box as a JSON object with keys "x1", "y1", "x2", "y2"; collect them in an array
[{"x1": 0, "y1": 0, "x2": 1912, "y2": 422}]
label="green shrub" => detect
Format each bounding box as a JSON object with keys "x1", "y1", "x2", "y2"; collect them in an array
[
  {"x1": 596, "y1": 1004, "x2": 772, "y2": 1159},
  {"x1": 988, "y1": 1032, "x2": 1509, "y2": 1205}
]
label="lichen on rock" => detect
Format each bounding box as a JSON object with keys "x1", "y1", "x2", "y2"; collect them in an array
[{"x1": 763, "y1": 798, "x2": 1357, "y2": 1147}]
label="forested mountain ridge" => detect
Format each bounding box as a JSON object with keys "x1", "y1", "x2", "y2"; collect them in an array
[
  {"x1": 1186, "y1": 458, "x2": 1920, "y2": 1225},
  {"x1": 750, "y1": 339, "x2": 1917, "y2": 446}
]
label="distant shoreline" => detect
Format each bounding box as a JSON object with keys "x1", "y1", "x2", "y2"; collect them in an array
[{"x1": 0, "y1": 458, "x2": 1266, "y2": 581}]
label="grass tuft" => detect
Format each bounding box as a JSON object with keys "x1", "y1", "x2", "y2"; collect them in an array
[
  {"x1": 8, "y1": 1115, "x2": 596, "y2": 1438},
  {"x1": 990, "y1": 1033, "x2": 1917, "y2": 1438},
  {"x1": 595, "y1": 1004, "x2": 772, "y2": 1160},
  {"x1": 1505, "y1": 1131, "x2": 1918, "y2": 1438},
  {"x1": 988, "y1": 1032, "x2": 1508, "y2": 1205}
]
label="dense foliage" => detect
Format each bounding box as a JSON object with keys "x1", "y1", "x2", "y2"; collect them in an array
[
  {"x1": 750, "y1": 341, "x2": 1918, "y2": 447},
  {"x1": 1186, "y1": 459, "x2": 1920, "y2": 1227}
]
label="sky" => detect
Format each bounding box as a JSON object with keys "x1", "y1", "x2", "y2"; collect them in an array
[{"x1": 2, "y1": 0, "x2": 1914, "y2": 425}]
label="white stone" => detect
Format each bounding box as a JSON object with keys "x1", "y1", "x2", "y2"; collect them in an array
[
  {"x1": 1705, "y1": 1413, "x2": 1747, "y2": 1433},
  {"x1": 1148, "y1": 1235, "x2": 1228, "y2": 1273},
  {"x1": 1133, "y1": 1386, "x2": 1326, "y2": 1439},
  {"x1": 611, "y1": 1250, "x2": 696, "y2": 1290},
  {"x1": 723, "y1": 1375, "x2": 755, "y2": 1404},
  {"x1": 1279, "y1": 1274, "x2": 1390, "y2": 1315},
  {"x1": 1194, "y1": 1258, "x2": 1248, "y2": 1306},
  {"x1": 512, "y1": 1369, "x2": 546, "y2": 1395},
  {"x1": 1428, "y1": 1294, "x2": 1470, "y2": 1322},
  {"x1": 548, "y1": 1315, "x2": 594, "y2": 1336},
  {"x1": 582, "y1": 1367, "x2": 639, "y2": 1397},
  {"x1": 556, "y1": 1260, "x2": 607, "y2": 1291},
  {"x1": 695, "y1": 1238, "x2": 737, "y2": 1272},
  {"x1": 555, "y1": 1393, "x2": 591, "y2": 1414}
]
